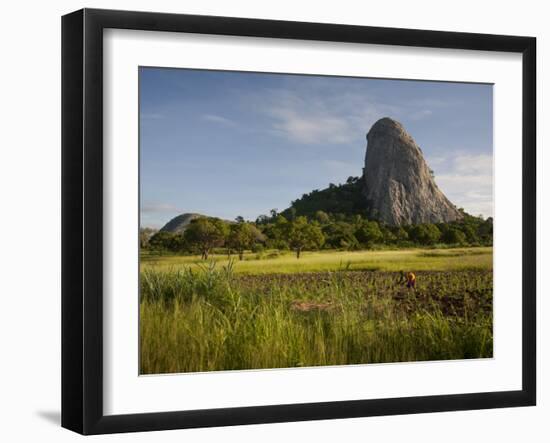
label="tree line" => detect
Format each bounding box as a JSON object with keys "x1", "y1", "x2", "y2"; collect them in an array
[{"x1": 141, "y1": 210, "x2": 493, "y2": 260}]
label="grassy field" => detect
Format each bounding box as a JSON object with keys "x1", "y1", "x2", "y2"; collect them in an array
[
  {"x1": 140, "y1": 247, "x2": 493, "y2": 374},
  {"x1": 140, "y1": 246, "x2": 493, "y2": 274}
]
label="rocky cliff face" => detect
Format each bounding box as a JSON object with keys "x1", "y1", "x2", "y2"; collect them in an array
[{"x1": 363, "y1": 118, "x2": 462, "y2": 225}]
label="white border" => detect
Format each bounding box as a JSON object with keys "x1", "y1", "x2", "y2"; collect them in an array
[{"x1": 103, "y1": 29, "x2": 523, "y2": 415}]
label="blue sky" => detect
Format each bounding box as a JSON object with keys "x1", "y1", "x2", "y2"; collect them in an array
[{"x1": 140, "y1": 67, "x2": 493, "y2": 228}]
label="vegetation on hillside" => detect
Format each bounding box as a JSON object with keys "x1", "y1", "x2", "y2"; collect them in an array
[{"x1": 280, "y1": 176, "x2": 366, "y2": 219}]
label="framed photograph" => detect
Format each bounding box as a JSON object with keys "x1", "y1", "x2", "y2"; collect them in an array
[{"x1": 61, "y1": 8, "x2": 536, "y2": 435}]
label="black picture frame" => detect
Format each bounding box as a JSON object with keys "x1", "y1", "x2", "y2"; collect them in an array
[{"x1": 61, "y1": 8, "x2": 536, "y2": 435}]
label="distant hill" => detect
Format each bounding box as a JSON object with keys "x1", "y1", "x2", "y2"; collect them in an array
[
  {"x1": 159, "y1": 213, "x2": 206, "y2": 234},
  {"x1": 159, "y1": 213, "x2": 233, "y2": 234}
]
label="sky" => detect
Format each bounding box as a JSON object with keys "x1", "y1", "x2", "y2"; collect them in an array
[{"x1": 140, "y1": 67, "x2": 493, "y2": 229}]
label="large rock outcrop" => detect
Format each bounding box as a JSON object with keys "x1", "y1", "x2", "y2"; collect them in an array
[
  {"x1": 159, "y1": 213, "x2": 204, "y2": 234},
  {"x1": 363, "y1": 118, "x2": 462, "y2": 225}
]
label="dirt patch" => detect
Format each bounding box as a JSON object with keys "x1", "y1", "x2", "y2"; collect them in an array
[{"x1": 290, "y1": 301, "x2": 335, "y2": 312}]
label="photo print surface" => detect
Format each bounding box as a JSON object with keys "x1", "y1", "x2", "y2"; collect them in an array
[{"x1": 139, "y1": 67, "x2": 493, "y2": 375}]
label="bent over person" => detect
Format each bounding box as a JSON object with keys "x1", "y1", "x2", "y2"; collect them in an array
[{"x1": 406, "y1": 272, "x2": 416, "y2": 289}]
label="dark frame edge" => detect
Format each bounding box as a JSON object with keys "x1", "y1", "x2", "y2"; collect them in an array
[
  {"x1": 87, "y1": 390, "x2": 533, "y2": 435},
  {"x1": 61, "y1": 8, "x2": 85, "y2": 435},
  {"x1": 521, "y1": 36, "x2": 537, "y2": 406}
]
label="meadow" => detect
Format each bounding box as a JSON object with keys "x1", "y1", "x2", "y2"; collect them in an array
[
  {"x1": 140, "y1": 247, "x2": 493, "y2": 374},
  {"x1": 141, "y1": 246, "x2": 493, "y2": 274}
]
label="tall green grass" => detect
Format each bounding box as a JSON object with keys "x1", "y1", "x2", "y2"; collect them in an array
[{"x1": 140, "y1": 262, "x2": 492, "y2": 374}]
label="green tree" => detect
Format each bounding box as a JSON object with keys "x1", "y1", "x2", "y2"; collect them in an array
[
  {"x1": 477, "y1": 217, "x2": 493, "y2": 244},
  {"x1": 355, "y1": 220, "x2": 383, "y2": 247},
  {"x1": 255, "y1": 214, "x2": 270, "y2": 225},
  {"x1": 442, "y1": 227, "x2": 467, "y2": 245},
  {"x1": 148, "y1": 231, "x2": 185, "y2": 253},
  {"x1": 227, "y1": 223, "x2": 261, "y2": 260},
  {"x1": 408, "y1": 223, "x2": 441, "y2": 245},
  {"x1": 381, "y1": 226, "x2": 397, "y2": 244},
  {"x1": 392, "y1": 226, "x2": 409, "y2": 242},
  {"x1": 288, "y1": 207, "x2": 297, "y2": 221},
  {"x1": 286, "y1": 217, "x2": 325, "y2": 258},
  {"x1": 314, "y1": 210, "x2": 330, "y2": 224},
  {"x1": 322, "y1": 221, "x2": 357, "y2": 249},
  {"x1": 461, "y1": 224, "x2": 479, "y2": 244},
  {"x1": 261, "y1": 215, "x2": 288, "y2": 248},
  {"x1": 183, "y1": 218, "x2": 229, "y2": 259}
]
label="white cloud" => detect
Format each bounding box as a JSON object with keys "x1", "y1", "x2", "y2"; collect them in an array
[
  {"x1": 268, "y1": 107, "x2": 354, "y2": 144},
  {"x1": 202, "y1": 114, "x2": 236, "y2": 126},
  {"x1": 451, "y1": 153, "x2": 493, "y2": 176},
  {"x1": 259, "y1": 86, "x2": 399, "y2": 146},
  {"x1": 431, "y1": 153, "x2": 493, "y2": 218}
]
